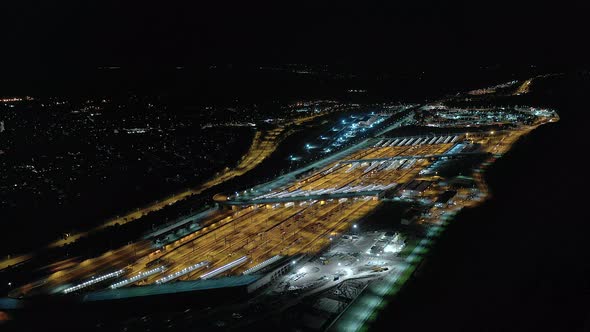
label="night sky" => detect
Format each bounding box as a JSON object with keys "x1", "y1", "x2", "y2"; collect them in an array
[{"x1": 2, "y1": 1, "x2": 589, "y2": 68}]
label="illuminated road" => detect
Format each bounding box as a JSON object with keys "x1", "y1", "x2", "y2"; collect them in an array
[{"x1": 0, "y1": 254, "x2": 32, "y2": 270}]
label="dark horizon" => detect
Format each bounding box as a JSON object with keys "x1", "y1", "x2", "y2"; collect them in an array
[{"x1": 2, "y1": 2, "x2": 590, "y2": 67}]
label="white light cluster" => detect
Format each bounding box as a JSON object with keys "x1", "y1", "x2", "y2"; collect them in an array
[
  {"x1": 200, "y1": 256, "x2": 248, "y2": 280},
  {"x1": 255, "y1": 183, "x2": 395, "y2": 201},
  {"x1": 243, "y1": 255, "x2": 282, "y2": 275},
  {"x1": 63, "y1": 269, "x2": 126, "y2": 294},
  {"x1": 373, "y1": 135, "x2": 458, "y2": 148},
  {"x1": 110, "y1": 266, "x2": 166, "y2": 289},
  {"x1": 155, "y1": 261, "x2": 208, "y2": 284}
]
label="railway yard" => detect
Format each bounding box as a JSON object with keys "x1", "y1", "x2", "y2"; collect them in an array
[{"x1": 4, "y1": 101, "x2": 559, "y2": 331}]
